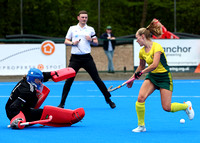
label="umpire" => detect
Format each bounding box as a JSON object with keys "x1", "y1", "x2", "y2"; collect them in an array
[{"x1": 58, "y1": 10, "x2": 116, "y2": 109}]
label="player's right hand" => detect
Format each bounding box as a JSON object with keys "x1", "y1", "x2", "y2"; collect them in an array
[
  {"x1": 73, "y1": 39, "x2": 81, "y2": 45},
  {"x1": 127, "y1": 81, "x2": 133, "y2": 88},
  {"x1": 10, "y1": 118, "x2": 25, "y2": 129}
]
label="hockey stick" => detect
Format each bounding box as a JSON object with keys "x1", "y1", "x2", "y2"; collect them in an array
[
  {"x1": 8, "y1": 115, "x2": 53, "y2": 128},
  {"x1": 108, "y1": 77, "x2": 135, "y2": 92}
]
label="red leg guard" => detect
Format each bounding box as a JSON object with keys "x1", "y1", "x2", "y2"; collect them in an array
[
  {"x1": 10, "y1": 111, "x2": 26, "y2": 129},
  {"x1": 40, "y1": 106, "x2": 85, "y2": 127}
]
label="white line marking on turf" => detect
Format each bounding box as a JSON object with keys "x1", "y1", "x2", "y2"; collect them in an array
[
  {"x1": 1, "y1": 80, "x2": 200, "y2": 86},
  {"x1": 1, "y1": 95, "x2": 200, "y2": 98}
]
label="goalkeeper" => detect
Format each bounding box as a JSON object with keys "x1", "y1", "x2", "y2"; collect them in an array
[{"x1": 5, "y1": 68, "x2": 85, "y2": 129}]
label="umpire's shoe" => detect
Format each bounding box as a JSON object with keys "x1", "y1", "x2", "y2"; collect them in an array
[
  {"x1": 58, "y1": 104, "x2": 64, "y2": 108},
  {"x1": 106, "y1": 98, "x2": 116, "y2": 109}
]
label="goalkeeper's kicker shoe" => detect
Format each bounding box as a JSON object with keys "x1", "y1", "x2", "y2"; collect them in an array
[
  {"x1": 184, "y1": 101, "x2": 194, "y2": 120},
  {"x1": 132, "y1": 126, "x2": 146, "y2": 132}
]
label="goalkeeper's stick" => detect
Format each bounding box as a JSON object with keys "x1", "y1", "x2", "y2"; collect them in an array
[
  {"x1": 108, "y1": 77, "x2": 135, "y2": 92},
  {"x1": 8, "y1": 115, "x2": 53, "y2": 128}
]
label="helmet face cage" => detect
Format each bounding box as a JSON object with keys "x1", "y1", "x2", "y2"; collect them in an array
[
  {"x1": 27, "y1": 68, "x2": 44, "y2": 90},
  {"x1": 36, "y1": 83, "x2": 44, "y2": 93}
]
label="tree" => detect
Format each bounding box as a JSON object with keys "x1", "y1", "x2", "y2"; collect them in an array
[
  {"x1": 0, "y1": 0, "x2": 199, "y2": 38},
  {"x1": 140, "y1": 0, "x2": 148, "y2": 27}
]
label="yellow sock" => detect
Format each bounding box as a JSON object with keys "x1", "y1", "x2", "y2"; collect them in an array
[
  {"x1": 171, "y1": 102, "x2": 188, "y2": 112},
  {"x1": 135, "y1": 101, "x2": 145, "y2": 126}
]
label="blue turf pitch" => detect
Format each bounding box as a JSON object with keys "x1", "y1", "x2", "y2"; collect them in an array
[{"x1": 0, "y1": 79, "x2": 200, "y2": 143}]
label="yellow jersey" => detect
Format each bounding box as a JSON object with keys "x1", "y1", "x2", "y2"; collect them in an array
[{"x1": 139, "y1": 42, "x2": 169, "y2": 73}]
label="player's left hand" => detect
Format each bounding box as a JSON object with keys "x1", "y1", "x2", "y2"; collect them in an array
[{"x1": 134, "y1": 71, "x2": 143, "y2": 79}]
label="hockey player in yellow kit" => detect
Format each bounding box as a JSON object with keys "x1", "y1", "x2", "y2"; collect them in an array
[{"x1": 127, "y1": 19, "x2": 194, "y2": 132}]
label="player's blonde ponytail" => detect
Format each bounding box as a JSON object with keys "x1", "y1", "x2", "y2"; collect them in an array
[
  {"x1": 146, "y1": 19, "x2": 162, "y2": 37},
  {"x1": 136, "y1": 19, "x2": 162, "y2": 39}
]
